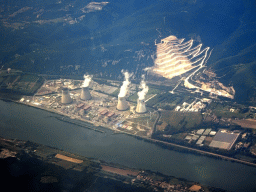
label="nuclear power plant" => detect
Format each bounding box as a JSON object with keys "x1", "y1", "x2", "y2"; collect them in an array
[
  {"x1": 80, "y1": 87, "x2": 91, "y2": 100},
  {"x1": 116, "y1": 96, "x2": 129, "y2": 111},
  {"x1": 136, "y1": 99, "x2": 147, "y2": 113},
  {"x1": 61, "y1": 88, "x2": 72, "y2": 104},
  {"x1": 22, "y1": 74, "x2": 155, "y2": 138}
]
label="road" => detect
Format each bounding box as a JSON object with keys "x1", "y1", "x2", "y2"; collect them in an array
[
  {"x1": 152, "y1": 110, "x2": 161, "y2": 135},
  {"x1": 147, "y1": 137, "x2": 256, "y2": 167}
]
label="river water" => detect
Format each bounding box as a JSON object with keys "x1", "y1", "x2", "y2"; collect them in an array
[{"x1": 0, "y1": 100, "x2": 255, "y2": 191}]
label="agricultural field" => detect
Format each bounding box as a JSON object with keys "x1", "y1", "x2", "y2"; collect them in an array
[
  {"x1": 128, "y1": 86, "x2": 162, "y2": 102},
  {"x1": 0, "y1": 71, "x2": 44, "y2": 97},
  {"x1": 146, "y1": 92, "x2": 195, "y2": 109},
  {"x1": 127, "y1": 112, "x2": 158, "y2": 129},
  {"x1": 208, "y1": 102, "x2": 250, "y2": 119},
  {"x1": 111, "y1": 88, "x2": 120, "y2": 97},
  {"x1": 158, "y1": 111, "x2": 203, "y2": 134}
]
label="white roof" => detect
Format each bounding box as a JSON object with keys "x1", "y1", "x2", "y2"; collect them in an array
[
  {"x1": 210, "y1": 131, "x2": 217, "y2": 136},
  {"x1": 196, "y1": 129, "x2": 205, "y2": 135}
]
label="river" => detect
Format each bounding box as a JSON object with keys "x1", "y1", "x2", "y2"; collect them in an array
[{"x1": 0, "y1": 100, "x2": 255, "y2": 191}]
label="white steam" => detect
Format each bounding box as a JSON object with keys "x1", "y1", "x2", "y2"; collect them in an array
[
  {"x1": 137, "y1": 75, "x2": 148, "y2": 100},
  {"x1": 118, "y1": 70, "x2": 132, "y2": 97},
  {"x1": 82, "y1": 74, "x2": 92, "y2": 87}
]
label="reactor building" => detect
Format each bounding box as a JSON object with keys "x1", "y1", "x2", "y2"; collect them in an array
[
  {"x1": 136, "y1": 99, "x2": 147, "y2": 113},
  {"x1": 117, "y1": 96, "x2": 129, "y2": 111},
  {"x1": 80, "y1": 87, "x2": 91, "y2": 100},
  {"x1": 61, "y1": 88, "x2": 73, "y2": 104}
]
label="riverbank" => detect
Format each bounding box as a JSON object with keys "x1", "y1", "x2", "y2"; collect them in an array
[
  {"x1": 4, "y1": 98, "x2": 256, "y2": 168},
  {"x1": 0, "y1": 99, "x2": 256, "y2": 191},
  {"x1": 0, "y1": 136, "x2": 226, "y2": 192}
]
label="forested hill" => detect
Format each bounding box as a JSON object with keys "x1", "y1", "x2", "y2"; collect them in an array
[
  {"x1": 207, "y1": 1, "x2": 256, "y2": 104},
  {"x1": 0, "y1": 0, "x2": 255, "y2": 104}
]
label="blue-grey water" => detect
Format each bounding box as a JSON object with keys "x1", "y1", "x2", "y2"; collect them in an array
[{"x1": 0, "y1": 100, "x2": 255, "y2": 191}]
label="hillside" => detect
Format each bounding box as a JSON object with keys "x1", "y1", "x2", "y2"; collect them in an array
[
  {"x1": 0, "y1": 0, "x2": 255, "y2": 104},
  {"x1": 208, "y1": 1, "x2": 256, "y2": 104}
]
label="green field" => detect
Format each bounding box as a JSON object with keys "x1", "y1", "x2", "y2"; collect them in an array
[
  {"x1": 146, "y1": 92, "x2": 195, "y2": 108},
  {"x1": 111, "y1": 88, "x2": 120, "y2": 97},
  {"x1": 19, "y1": 74, "x2": 39, "y2": 82},
  {"x1": 128, "y1": 86, "x2": 162, "y2": 102},
  {"x1": 208, "y1": 102, "x2": 250, "y2": 119},
  {"x1": 127, "y1": 113, "x2": 158, "y2": 128},
  {"x1": 128, "y1": 92, "x2": 138, "y2": 102},
  {"x1": 159, "y1": 111, "x2": 203, "y2": 133},
  {"x1": 0, "y1": 72, "x2": 44, "y2": 97}
]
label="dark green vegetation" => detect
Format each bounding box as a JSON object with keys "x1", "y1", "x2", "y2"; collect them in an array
[
  {"x1": 160, "y1": 111, "x2": 202, "y2": 133},
  {"x1": 207, "y1": 101, "x2": 252, "y2": 119},
  {"x1": 0, "y1": 137, "x2": 224, "y2": 192},
  {"x1": 146, "y1": 92, "x2": 196, "y2": 110},
  {"x1": 0, "y1": 71, "x2": 44, "y2": 100},
  {"x1": 208, "y1": 1, "x2": 256, "y2": 104},
  {"x1": 128, "y1": 85, "x2": 162, "y2": 102},
  {"x1": 0, "y1": 143, "x2": 146, "y2": 192},
  {"x1": 0, "y1": 0, "x2": 255, "y2": 104}
]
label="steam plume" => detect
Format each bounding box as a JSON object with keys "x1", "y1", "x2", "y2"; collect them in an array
[
  {"x1": 82, "y1": 74, "x2": 92, "y2": 87},
  {"x1": 137, "y1": 75, "x2": 148, "y2": 100},
  {"x1": 118, "y1": 70, "x2": 132, "y2": 97}
]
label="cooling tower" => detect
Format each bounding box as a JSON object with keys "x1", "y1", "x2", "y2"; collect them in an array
[
  {"x1": 61, "y1": 88, "x2": 72, "y2": 104},
  {"x1": 117, "y1": 97, "x2": 129, "y2": 111},
  {"x1": 80, "y1": 87, "x2": 91, "y2": 100},
  {"x1": 136, "y1": 99, "x2": 147, "y2": 114}
]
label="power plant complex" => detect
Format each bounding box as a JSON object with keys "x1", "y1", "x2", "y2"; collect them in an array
[
  {"x1": 59, "y1": 72, "x2": 149, "y2": 114},
  {"x1": 21, "y1": 73, "x2": 158, "y2": 139}
]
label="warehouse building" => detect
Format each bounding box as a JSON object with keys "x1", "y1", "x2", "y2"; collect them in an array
[{"x1": 209, "y1": 129, "x2": 240, "y2": 150}]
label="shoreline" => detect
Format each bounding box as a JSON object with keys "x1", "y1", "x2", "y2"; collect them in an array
[
  {"x1": 0, "y1": 136, "x2": 226, "y2": 192},
  {"x1": 2, "y1": 97, "x2": 256, "y2": 168}
]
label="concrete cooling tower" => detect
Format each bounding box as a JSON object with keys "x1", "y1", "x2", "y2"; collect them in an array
[
  {"x1": 61, "y1": 88, "x2": 72, "y2": 104},
  {"x1": 136, "y1": 99, "x2": 147, "y2": 114},
  {"x1": 117, "y1": 97, "x2": 129, "y2": 111},
  {"x1": 80, "y1": 87, "x2": 91, "y2": 100}
]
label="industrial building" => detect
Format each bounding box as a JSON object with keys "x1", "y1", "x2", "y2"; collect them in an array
[
  {"x1": 83, "y1": 105, "x2": 91, "y2": 111},
  {"x1": 196, "y1": 136, "x2": 206, "y2": 145},
  {"x1": 209, "y1": 129, "x2": 240, "y2": 150},
  {"x1": 196, "y1": 129, "x2": 205, "y2": 135},
  {"x1": 100, "y1": 109, "x2": 108, "y2": 115},
  {"x1": 76, "y1": 103, "x2": 84, "y2": 109},
  {"x1": 107, "y1": 112, "x2": 115, "y2": 118}
]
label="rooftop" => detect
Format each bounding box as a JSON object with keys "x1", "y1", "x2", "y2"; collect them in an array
[{"x1": 209, "y1": 129, "x2": 240, "y2": 150}]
